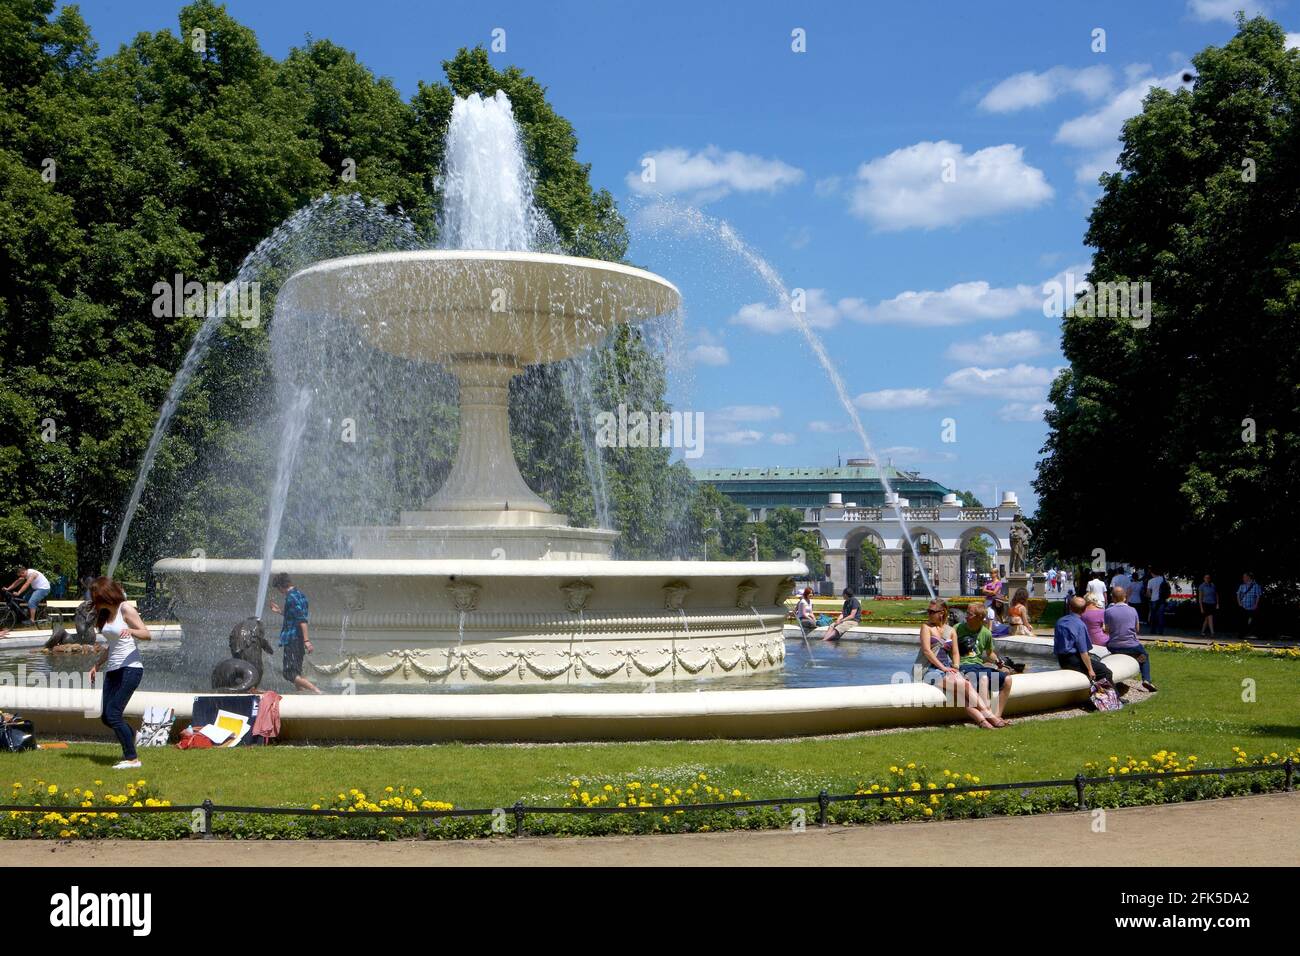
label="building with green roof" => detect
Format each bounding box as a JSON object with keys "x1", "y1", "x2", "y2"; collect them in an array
[{"x1": 691, "y1": 458, "x2": 953, "y2": 524}]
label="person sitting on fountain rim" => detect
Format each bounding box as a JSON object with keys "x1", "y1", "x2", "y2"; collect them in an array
[
  {"x1": 1053, "y1": 595, "x2": 1113, "y2": 685},
  {"x1": 824, "y1": 587, "x2": 860, "y2": 641},
  {"x1": 1103, "y1": 585, "x2": 1156, "y2": 693},
  {"x1": 794, "y1": 587, "x2": 817, "y2": 636},
  {"x1": 268, "y1": 572, "x2": 322, "y2": 694},
  {"x1": 956, "y1": 602, "x2": 1014, "y2": 720}
]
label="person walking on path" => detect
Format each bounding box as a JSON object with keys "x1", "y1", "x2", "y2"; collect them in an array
[
  {"x1": 1146, "y1": 569, "x2": 1169, "y2": 636},
  {"x1": 1236, "y1": 572, "x2": 1263, "y2": 639},
  {"x1": 1198, "y1": 574, "x2": 1218, "y2": 637},
  {"x1": 269, "y1": 572, "x2": 322, "y2": 694},
  {"x1": 87, "y1": 577, "x2": 151, "y2": 770}
]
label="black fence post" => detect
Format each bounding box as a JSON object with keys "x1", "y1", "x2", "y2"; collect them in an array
[
  {"x1": 1286, "y1": 757, "x2": 1294, "y2": 792},
  {"x1": 817, "y1": 789, "x2": 830, "y2": 828},
  {"x1": 201, "y1": 798, "x2": 214, "y2": 839},
  {"x1": 512, "y1": 800, "x2": 525, "y2": 838},
  {"x1": 1074, "y1": 774, "x2": 1087, "y2": 811}
]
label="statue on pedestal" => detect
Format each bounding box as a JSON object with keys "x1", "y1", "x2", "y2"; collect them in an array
[{"x1": 1009, "y1": 514, "x2": 1032, "y2": 573}]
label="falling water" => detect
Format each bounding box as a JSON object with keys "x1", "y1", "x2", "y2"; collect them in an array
[
  {"x1": 637, "y1": 200, "x2": 935, "y2": 599},
  {"x1": 561, "y1": 356, "x2": 612, "y2": 528},
  {"x1": 106, "y1": 194, "x2": 420, "y2": 578},
  {"x1": 254, "y1": 386, "x2": 313, "y2": 618}
]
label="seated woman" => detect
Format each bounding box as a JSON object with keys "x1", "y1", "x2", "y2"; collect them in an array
[
  {"x1": 1007, "y1": 588, "x2": 1034, "y2": 636},
  {"x1": 917, "y1": 601, "x2": 1006, "y2": 729},
  {"x1": 1082, "y1": 590, "x2": 1108, "y2": 647},
  {"x1": 793, "y1": 587, "x2": 817, "y2": 636}
]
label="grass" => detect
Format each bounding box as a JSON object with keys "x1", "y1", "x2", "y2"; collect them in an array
[{"x1": 6, "y1": 648, "x2": 1296, "y2": 811}]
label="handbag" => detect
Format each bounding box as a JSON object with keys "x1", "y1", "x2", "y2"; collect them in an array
[{"x1": 1089, "y1": 680, "x2": 1122, "y2": 711}]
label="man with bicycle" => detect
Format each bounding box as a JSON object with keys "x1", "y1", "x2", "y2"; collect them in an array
[{"x1": 4, "y1": 566, "x2": 52, "y2": 628}]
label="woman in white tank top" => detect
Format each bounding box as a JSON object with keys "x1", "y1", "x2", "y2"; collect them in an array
[{"x1": 88, "y1": 577, "x2": 151, "y2": 769}]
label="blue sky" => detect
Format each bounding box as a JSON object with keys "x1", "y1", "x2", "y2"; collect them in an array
[{"x1": 69, "y1": 0, "x2": 1299, "y2": 511}]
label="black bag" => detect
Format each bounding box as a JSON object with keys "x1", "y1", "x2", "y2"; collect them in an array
[{"x1": 2, "y1": 718, "x2": 35, "y2": 753}]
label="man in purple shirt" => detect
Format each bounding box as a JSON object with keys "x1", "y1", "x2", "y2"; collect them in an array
[
  {"x1": 1103, "y1": 586, "x2": 1156, "y2": 692},
  {"x1": 1053, "y1": 595, "x2": 1112, "y2": 684}
]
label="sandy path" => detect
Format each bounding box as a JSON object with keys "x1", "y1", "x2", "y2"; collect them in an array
[{"x1": 3, "y1": 791, "x2": 1296, "y2": 866}]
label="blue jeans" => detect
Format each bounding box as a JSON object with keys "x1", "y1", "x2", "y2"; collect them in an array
[
  {"x1": 1148, "y1": 600, "x2": 1166, "y2": 635},
  {"x1": 1107, "y1": 642, "x2": 1151, "y2": 682},
  {"x1": 26, "y1": 587, "x2": 49, "y2": 611},
  {"x1": 101, "y1": 667, "x2": 143, "y2": 759}
]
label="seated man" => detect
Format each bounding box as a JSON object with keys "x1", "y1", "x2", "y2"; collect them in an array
[
  {"x1": 824, "y1": 587, "x2": 861, "y2": 641},
  {"x1": 4, "y1": 566, "x2": 51, "y2": 626},
  {"x1": 1054, "y1": 595, "x2": 1113, "y2": 684},
  {"x1": 956, "y1": 602, "x2": 1014, "y2": 719}
]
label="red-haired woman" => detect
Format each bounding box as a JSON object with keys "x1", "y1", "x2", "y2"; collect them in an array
[{"x1": 87, "y1": 577, "x2": 152, "y2": 769}]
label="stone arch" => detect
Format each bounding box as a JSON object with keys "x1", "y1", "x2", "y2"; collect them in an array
[
  {"x1": 842, "y1": 526, "x2": 886, "y2": 595},
  {"x1": 958, "y1": 526, "x2": 1002, "y2": 596},
  {"x1": 901, "y1": 526, "x2": 943, "y2": 596}
]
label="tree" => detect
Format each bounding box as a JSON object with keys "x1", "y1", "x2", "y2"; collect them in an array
[
  {"x1": 1033, "y1": 16, "x2": 1300, "y2": 602},
  {"x1": 0, "y1": 2, "x2": 681, "y2": 576},
  {"x1": 954, "y1": 489, "x2": 984, "y2": 508}
]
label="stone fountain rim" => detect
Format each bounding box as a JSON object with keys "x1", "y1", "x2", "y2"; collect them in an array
[
  {"x1": 153, "y1": 557, "x2": 806, "y2": 578},
  {"x1": 284, "y1": 248, "x2": 682, "y2": 303}
]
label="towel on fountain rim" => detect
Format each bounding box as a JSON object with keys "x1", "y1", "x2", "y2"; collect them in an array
[{"x1": 252, "y1": 691, "x2": 282, "y2": 741}]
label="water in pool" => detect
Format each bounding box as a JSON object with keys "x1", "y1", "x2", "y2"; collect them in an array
[{"x1": 0, "y1": 636, "x2": 1045, "y2": 696}]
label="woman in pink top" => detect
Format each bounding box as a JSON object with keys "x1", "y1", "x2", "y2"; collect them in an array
[{"x1": 1082, "y1": 590, "x2": 1108, "y2": 646}]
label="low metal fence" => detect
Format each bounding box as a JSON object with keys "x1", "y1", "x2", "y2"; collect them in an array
[{"x1": 1, "y1": 758, "x2": 1291, "y2": 837}]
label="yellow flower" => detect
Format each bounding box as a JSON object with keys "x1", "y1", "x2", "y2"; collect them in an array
[{"x1": 47, "y1": 784, "x2": 58, "y2": 794}]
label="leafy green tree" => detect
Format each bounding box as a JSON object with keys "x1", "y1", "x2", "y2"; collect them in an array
[{"x1": 1034, "y1": 16, "x2": 1300, "y2": 600}]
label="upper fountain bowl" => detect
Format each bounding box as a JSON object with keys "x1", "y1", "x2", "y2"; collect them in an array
[{"x1": 283, "y1": 249, "x2": 681, "y2": 365}]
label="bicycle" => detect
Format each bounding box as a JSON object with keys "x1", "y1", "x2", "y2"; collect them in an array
[{"x1": 0, "y1": 590, "x2": 51, "y2": 631}]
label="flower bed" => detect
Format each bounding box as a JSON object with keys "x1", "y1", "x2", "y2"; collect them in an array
[{"x1": 3, "y1": 746, "x2": 1295, "y2": 840}]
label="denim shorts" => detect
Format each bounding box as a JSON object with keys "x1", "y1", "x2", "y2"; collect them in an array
[
  {"x1": 959, "y1": 664, "x2": 1004, "y2": 691},
  {"x1": 27, "y1": 587, "x2": 49, "y2": 610}
]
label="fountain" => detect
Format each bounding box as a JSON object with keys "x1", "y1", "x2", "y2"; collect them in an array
[{"x1": 152, "y1": 93, "x2": 801, "y2": 688}]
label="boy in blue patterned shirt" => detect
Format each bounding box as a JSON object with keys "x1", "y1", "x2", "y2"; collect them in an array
[{"x1": 268, "y1": 572, "x2": 322, "y2": 694}]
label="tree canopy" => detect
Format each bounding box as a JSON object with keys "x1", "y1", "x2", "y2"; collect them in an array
[
  {"x1": 0, "y1": 0, "x2": 702, "y2": 580},
  {"x1": 1033, "y1": 17, "x2": 1300, "y2": 598}
]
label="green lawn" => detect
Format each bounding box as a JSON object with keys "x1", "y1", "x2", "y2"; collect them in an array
[{"x1": 7, "y1": 648, "x2": 1296, "y2": 809}]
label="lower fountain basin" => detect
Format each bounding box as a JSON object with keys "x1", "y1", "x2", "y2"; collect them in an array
[{"x1": 154, "y1": 558, "x2": 803, "y2": 687}]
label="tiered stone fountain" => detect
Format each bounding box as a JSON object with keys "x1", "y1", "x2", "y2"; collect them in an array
[{"x1": 155, "y1": 249, "x2": 802, "y2": 686}]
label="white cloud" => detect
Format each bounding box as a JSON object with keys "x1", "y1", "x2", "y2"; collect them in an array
[
  {"x1": 998, "y1": 402, "x2": 1052, "y2": 423},
  {"x1": 848, "y1": 140, "x2": 1052, "y2": 231},
  {"x1": 729, "y1": 263, "x2": 1083, "y2": 334},
  {"x1": 853, "y1": 388, "x2": 942, "y2": 411},
  {"x1": 1287, "y1": 32, "x2": 1300, "y2": 48},
  {"x1": 1187, "y1": 0, "x2": 1267, "y2": 23},
  {"x1": 688, "y1": 344, "x2": 730, "y2": 366},
  {"x1": 856, "y1": 280, "x2": 1042, "y2": 326},
  {"x1": 945, "y1": 329, "x2": 1050, "y2": 364},
  {"x1": 979, "y1": 65, "x2": 1114, "y2": 113},
  {"x1": 943, "y1": 364, "x2": 1058, "y2": 403},
  {"x1": 878, "y1": 445, "x2": 957, "y2": 463},
  {"x1": 714, "y1": 429, "x2": 765, "y2": 445},
  {"x1": 1056, "y1": 68, "x2": 1193, "y2": 183},
  {"x1": 769, "y1": 432, "x2": 798, "y2": 445},
  {"x1": 728, "y1": 288, "x2": 841, "y2": 334},
  {"x1": 626, "y1": 146, "x2": 803, "y2": 203}
]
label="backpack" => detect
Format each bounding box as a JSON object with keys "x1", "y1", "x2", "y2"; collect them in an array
[{"x1": 1, "y1": 717, "x2": 35, "y2": 752}]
